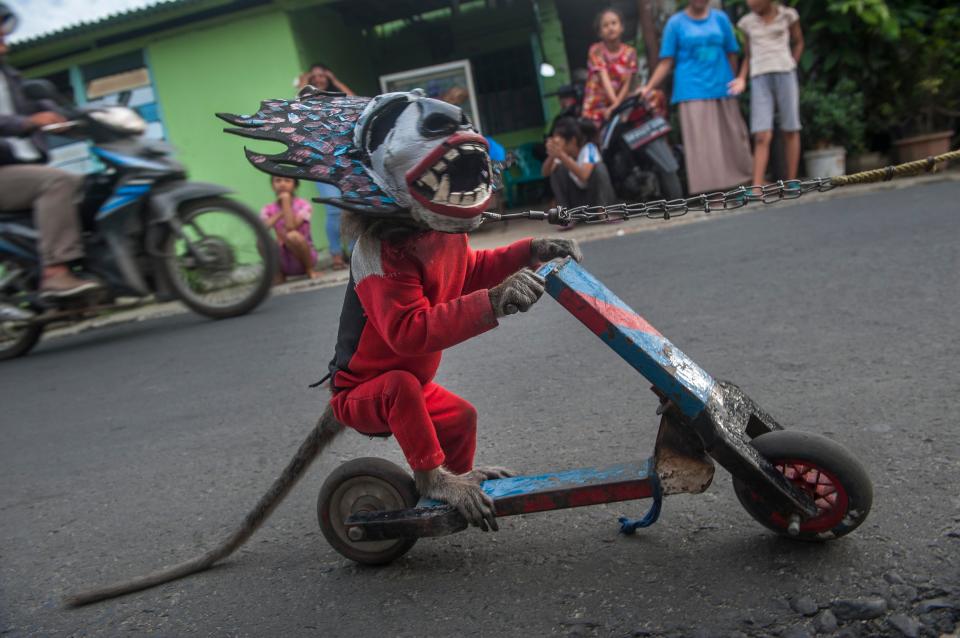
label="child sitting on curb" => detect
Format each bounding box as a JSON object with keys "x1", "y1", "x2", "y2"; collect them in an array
[
  {"x1": 261, "y1": 175, "x2": 320, "y2": 282},
  {"x1": 542, "y1": 117, "x2": 617, "y2": 230}
]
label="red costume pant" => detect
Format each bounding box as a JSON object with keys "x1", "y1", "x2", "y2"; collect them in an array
[{"x1": 329, "y1": 370, "x2": 477, "y2": 474}]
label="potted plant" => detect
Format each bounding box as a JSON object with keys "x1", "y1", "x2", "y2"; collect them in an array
[
  {"x1": 879, "y1": 6, "x2": 959, "y2": 162},
  {"x1": 799, "y1": 78, "x2": 866, "y2": 177}
]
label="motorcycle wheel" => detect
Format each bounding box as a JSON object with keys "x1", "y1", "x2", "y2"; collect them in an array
[
  {"x1": 0, "y1": 316, "x2": 43, "y2": 361},
  {"x1": 159, "y1": 197, "x2": 277, "y2": 320}
]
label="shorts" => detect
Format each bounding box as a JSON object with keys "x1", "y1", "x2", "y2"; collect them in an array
[{"x1": 749, "y1": 70, "x2": 801, "y2": 133}]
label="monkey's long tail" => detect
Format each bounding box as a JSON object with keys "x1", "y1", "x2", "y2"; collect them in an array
[{"x1": 65, "y1": 408, "x2": 345, "y2": 607}]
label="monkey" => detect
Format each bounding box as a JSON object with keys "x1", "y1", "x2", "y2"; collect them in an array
[{"x1": 65, "y1": 88, "x2": 582, "y2": 605}]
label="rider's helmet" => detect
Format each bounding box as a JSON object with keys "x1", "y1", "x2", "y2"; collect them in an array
[{"x1": 0, "y1": 3, "x2": 18, "y2": 36}]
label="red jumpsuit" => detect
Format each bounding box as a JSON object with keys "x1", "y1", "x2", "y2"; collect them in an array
[{"x1": 328, "y1": 231, "x2": 533, "y2": 474}]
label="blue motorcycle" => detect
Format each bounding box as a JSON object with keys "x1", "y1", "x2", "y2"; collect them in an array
[{"x1": 0, "y1": 80, "x2": 277, "y2": 360}]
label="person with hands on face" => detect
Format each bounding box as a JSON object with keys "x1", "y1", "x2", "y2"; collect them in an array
[
  {"x1": 582, "y1": 8, "x2": 638, "y2": 126},
  {"x1": 296, "y1": 63, "x2": 354, "y2": 270},
  {"x1": 261, "y1": 175, "x2": 320, "y2": 282},
  {"x1": 0, "y1": 2, "x2": 103, "y2": 298},
  {"x1": 542, "y1": 117, "x2": 617, "y2": 230}
]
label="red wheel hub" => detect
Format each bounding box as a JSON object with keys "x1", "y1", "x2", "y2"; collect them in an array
[{"x1": 768, "y1": 459, "x2": 849, "y2": 533}]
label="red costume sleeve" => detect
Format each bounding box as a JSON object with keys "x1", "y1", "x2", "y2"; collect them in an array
[
  {"x1": 356, "y1": 259, "x2": 499, "y2": 357},
  {"x1": 462, "y1": 237, "x2": 534, "y2": 294}
]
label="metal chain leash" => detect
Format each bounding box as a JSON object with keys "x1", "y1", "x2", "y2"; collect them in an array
[{"x1": 483, "y1": 150, "x2": 959, "y2": 226}]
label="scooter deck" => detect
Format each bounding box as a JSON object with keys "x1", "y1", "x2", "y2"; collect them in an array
[{"x1": 344, "y1": 460, "x2": 658, "y2": 541}]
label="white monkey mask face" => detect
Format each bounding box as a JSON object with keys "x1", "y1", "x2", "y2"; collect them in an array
[{"x1": 355, "y1": 91, "x2": 493, "y2": 233}]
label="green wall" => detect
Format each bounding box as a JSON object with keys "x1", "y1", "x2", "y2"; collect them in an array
[
  {"x1": 539, "y1": 0, "x2": 572, "y2": 127},
  {"x1": 148, "y1": 9, "x2": 332, "y2": 252}
]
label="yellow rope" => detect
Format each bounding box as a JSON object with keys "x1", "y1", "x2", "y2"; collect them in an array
[{"x1": 830, "y1": 149, "x2": 960, "y2": 187}]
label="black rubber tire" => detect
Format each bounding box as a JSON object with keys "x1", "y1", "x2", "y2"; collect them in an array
[
  {"x1": 734, "y1": 430, "x2": 873, "y2": 541},
  {"x1": 318, "y1": 457, "x2": 419, "y2": 565},
  {"x1": 159, "y1": 197, "x2": 276, "y2": 320},
  {"x1": 0, "y1": 321, "x2": 43, "y2": 361}
]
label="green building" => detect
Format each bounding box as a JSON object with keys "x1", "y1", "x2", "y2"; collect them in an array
[{"x1": 10, "y1": 0, "x2": 644, "y2": 255}]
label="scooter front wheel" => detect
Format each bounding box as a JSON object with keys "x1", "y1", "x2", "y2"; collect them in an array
[
  {"x1": 318, "y1": 457, "x2": 419, "y2": 565},
  {"x1": 733, "y1": 430, "x2": 873, "y2": 541}
]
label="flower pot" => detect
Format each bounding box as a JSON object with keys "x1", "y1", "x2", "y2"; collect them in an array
[
  {"x1": 893, "y1": 131, "x2": 954, "y2": 163},
  {"x1": 847, "y1": 152, "x2": 888, "y2": 173},
  {"x1": 804, "y1": 146, "x2": 846, "y2": 178}
]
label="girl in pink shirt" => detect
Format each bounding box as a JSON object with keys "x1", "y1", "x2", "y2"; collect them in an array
[{"x1": 260, "y1": 176, "x2": 320, "y2": 281}]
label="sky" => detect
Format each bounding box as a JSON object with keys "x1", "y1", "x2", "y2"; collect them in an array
[{"x1": 7, "y1": 0, "x2": 162, "y2": 42}]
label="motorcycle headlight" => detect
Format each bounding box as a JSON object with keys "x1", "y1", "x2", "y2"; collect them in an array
[{"x1": 87, "y1": 106, "x2": 147, "y2": 135}]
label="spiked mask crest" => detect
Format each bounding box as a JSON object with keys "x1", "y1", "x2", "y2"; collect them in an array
[{"x1": 219, "y1": 88, "x2": 494, "y2": 232}]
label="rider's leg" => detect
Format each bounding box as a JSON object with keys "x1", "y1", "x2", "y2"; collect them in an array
[{"x1": 0, "y1": 165, "x2": 98, "y2": 296}]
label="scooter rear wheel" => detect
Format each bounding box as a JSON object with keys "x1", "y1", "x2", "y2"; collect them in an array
[
  {"x1": 318, "y1": 457, "x2": 419, "y2": 565},
  {"x1": 733, "y1": 430, "x2": 873, "y2": 541}
]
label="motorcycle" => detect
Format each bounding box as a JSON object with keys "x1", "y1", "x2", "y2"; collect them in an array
[
  {"x1": 0, "y1": 79, "x2": 277, "y2": 360},
  {"x1": 599, "y1": 94, "x2": 685, "y2": 202}
]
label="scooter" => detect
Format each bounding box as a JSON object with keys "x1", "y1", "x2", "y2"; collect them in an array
[
  {"x1": 315, "y1": 258, "x2": 873, "y2": 564},
  {"x1": 0, "y1": 80, "x2": 277, "y2": 360},
  {"x1": 600, "y1": 94, "x2": 685, "y2": 202}
]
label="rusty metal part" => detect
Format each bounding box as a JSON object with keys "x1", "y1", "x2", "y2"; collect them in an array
[{"x1": 653, "y1": 414, "x2": 714, "y2": 496}]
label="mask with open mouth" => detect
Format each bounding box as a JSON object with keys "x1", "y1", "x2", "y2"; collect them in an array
[{"x1": 218, "y1": 88, "x2": 494, "y2": 234}]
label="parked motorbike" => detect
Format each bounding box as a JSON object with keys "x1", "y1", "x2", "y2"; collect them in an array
[
  {"x1": 599, "y1": 94, "x2": 685, "y2": 201},
  {"x1": 0, "y1": 80, "x2": 277, "y2": 360}
]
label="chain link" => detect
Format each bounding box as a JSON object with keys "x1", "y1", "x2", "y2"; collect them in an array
[
  {"x1": 485, "y1": 178, "x2": 837, "y2": 225},
  {"x1": 555, "y1": 178, "x2": 835, "y2": 224}
]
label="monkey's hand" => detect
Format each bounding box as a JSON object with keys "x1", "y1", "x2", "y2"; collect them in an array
[
  {"x1": 415, "y1": 467, "x2": 499, "y2": 532},
  {"x1": 464, "y1": 466, "x2": 515, "y2": 485},
  {"x1": 531, "y1": 237, "x2": 583, "y2": 264},
  {"x1": 488, "y1": 268, "x2": 545, "y2": 317}
]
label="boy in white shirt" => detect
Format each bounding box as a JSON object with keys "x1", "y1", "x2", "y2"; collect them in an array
[{"x1": 729, "y1": 0, "x2": 805, "y2": 185}]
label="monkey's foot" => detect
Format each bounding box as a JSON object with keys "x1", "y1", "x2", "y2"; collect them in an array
[{"x1": 464, "y1": 466, "x2": 515, "y2": 484}]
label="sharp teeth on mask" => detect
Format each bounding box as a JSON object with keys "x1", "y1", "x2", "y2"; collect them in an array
[
  {"x1": 420, "y1": 171, "x2": 439, "y2": 189},
  {"x1": 435, "y1": 174, "x2": 451, "y2": 202},
  {"x1": 444, "y1": 149, "x2": 459, "y2": 161},
  {"x1": 461, "y1": 192, "x2": 476, "y2": 205},
  {"x1": 434, "y1": 160, "x2": 447, "y2": 172}
]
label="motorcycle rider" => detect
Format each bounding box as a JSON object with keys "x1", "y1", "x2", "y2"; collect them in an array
[{"x1": 0, "y1": 3, "x2": 103, "y2": 299}]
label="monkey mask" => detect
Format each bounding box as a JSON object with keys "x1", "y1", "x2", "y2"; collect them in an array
[{"x1": 218, "y1": 88, "x2": 494, "y2": 234}]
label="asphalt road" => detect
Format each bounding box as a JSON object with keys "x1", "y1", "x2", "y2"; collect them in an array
[{"x1": 2, "y1": 181, "x2": 959, "y2": 637}]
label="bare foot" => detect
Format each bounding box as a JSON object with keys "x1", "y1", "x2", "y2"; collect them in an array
[{"x1": 308, "y1": 270, "x2": 323, "y2": 280}]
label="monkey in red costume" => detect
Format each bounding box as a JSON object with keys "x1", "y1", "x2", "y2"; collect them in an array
[
  {"x1": 326, "y1": 90, "x2": 583, "y2": 531},
  {"x1": 65, "y1": 88, "x2": 580, "y2": 606}
]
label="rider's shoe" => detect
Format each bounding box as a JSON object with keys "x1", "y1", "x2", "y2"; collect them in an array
[
  {"x1": 0, "y1": 302, "x2": 33, "y2": 321},
  {"x1": 39, "y1": 271, "x2": 103, "y2": 299}
]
